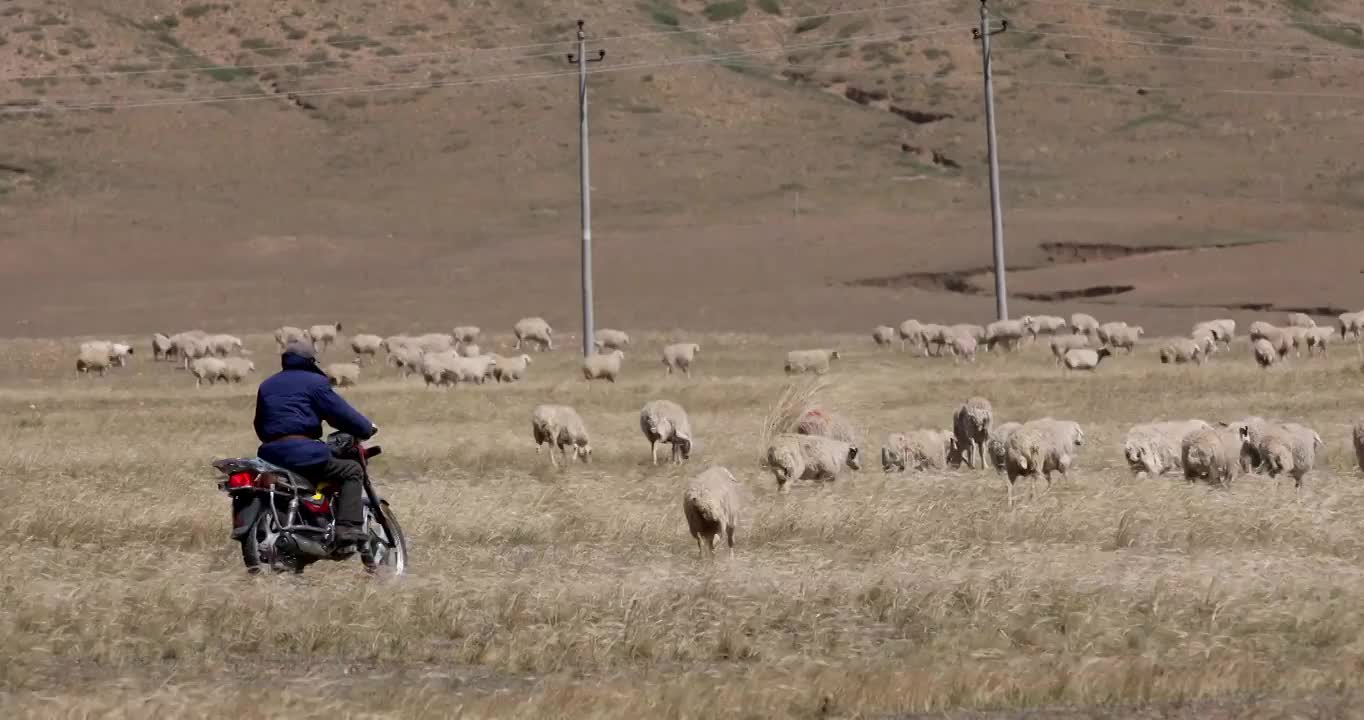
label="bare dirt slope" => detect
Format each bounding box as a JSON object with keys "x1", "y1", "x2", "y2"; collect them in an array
[{"x1": 1, "y1": 0, "x2": 1362, "y2": 337}]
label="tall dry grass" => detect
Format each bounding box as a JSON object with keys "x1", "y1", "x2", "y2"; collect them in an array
[{"x1": 4, "y1": 330, "x2": 1364, "y2": 718}]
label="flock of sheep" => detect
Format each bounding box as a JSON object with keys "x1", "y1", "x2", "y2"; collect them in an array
[{"x1": 63, "y1": 307, "x2": 1364, "y2": 558}]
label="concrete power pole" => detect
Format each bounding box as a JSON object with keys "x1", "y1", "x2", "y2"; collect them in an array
[
  {"x1": 973, "y1": 0, "x2": 1009, "y2": 321},
  {"x1": 567, "y1": 20, "x2": 606, "y2": 357}
]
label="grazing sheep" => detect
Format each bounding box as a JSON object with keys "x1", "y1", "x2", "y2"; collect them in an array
[
  {"x1": 1305, "y1": 327, "x2": 1336, "y2": 356},
  {"x1": 682, "y1": 466, "x2": 742, "y2": 558},
  {"x1": 1106, "y1": 325, "x2": 1143, "y2": 352},
  {"x1": 880, "y1": 429, "x2": 957, "y2": 473},
  {"x1": 75, "y1": 347, "x2": 114, "y2": 377},
  {"x1": 387, "y1": 344, "x2": 425, "y2": 379},
  {"x1": 412, "y1": 333, "x2": 456, "y2": 354},
  {"x1": 593, "y1": 328, "x2": 631, "y2": 351},
  {"x1": 985, "y1": 319, "x2": 1027, "y2": 352},
  {"x1": 662, "y1": 343, "x2": 701, "y2": 377},
  {"x1": 418, "y1": 351, "x2": 460, "y2": 387},
  {"x1": 491, "y1": 353, "x2": 532, "y2": 383},
  {"x1": 1338, "y1": 310, "x2": 1364, "y2": 341},
  {"x1": 765, "y1": 433, "x2": 861, "y2": 492},
  {"x1": 221, "y1": 357, "x2": 256, "y2": 383},
  {"x1": 947, "y1": 331, "x2": 978, "y2": 363},
  {"x1": 531, "y1": 404, "x2": 591, "y2": 467},
  {"x1": 794, "y1": 407, "x2": 859, "y2": 444},
  {"x1": 1249, "y1": 322, "x2": 1292, "y2": 359},
  {"x1": 513, "y1": 317, "x2": 554, "y2": 351},
  {"x1": 307, "y1": 323, "x2": 343, "y2": 352},
  {"x1": 381, "y1": 335, "x2": 415, "y2": 353},
  {"x1": 1022, "y1": 315, "x2": 1068, "y2": 337},
  {"x1": 1160, "y1": 338, "x2": 1205, "y2": 365},
  {"x1": 1353, "y1": 419, "x2": 1364, "y2": 473},
  {"x1": 1252, "y1": 338, "x2": 1278, "y2": 369},
  {"x1": 204, "y1": 334, "x2": 244, "y2": 357},
  {"x1": 1070, "y1": 313, "x2": 1100, "y2": 339},
  {"x1": 953, "y1": 397, "x2": 993, "y2": 469},
  {"x1": 1002, "y1": 419, "x2": 1084, "y2": 507},
  {"x1": 1122, "y1": 420, "x2": 1212, "y2": 477},
  {"x1": 324, "y1": 361, "x2": 361, "y2": 387},
  {"x1": 1192, "y1": 321, "x2": 1231, "y2": 351},
  {"x1": 785, "y1": 349, "x2": 840, "y2": 375},
  {"x1": 188, "y1": 357, "x2": 227, "y2": 387},
  {"x1": 1181, "y1": 425, "x2": 1246, "y2": 486},
  {"x1": 950, "y1": 324, "x2": 988, "y2": 344},
  {"x1": 1244, "y1": 422, "x2": 1323, "y2": 490},
  {"x1": 171, "y1": 332, "x2": 212, "y2": 369},
  {"x1": 872, "y1": 325, "x2": 897, "y2": 349},
  {"x1": 1286, "y1": 312, "x2": 1316, "y2": 328},
  {"x1": 457, "y1": 342, "x2": 482, "y2": 358},
  {"x1": 1190, "y1": 328, "x2": 1219, "y2": 357},
  {"x1": 582, "y1": 350, "x2": 626, "y2": 382},
  {"x1": 83, "y1": 341, "x2": 135, "y2": 368},
  {"x1": 1063, "y1": 347, "x2": 1113, "y2": 371},
  {"x1": 1050, "y1": 334, "x2": 1090, "y2": 364},
  {"x1": 350, "y1": 334, "x2": 384, "y2": 365},
  {"x1": 448, "y1": 354, "x2": 498, "y2": 384},
  {"x1": 275, "y1": 326, "x2": 308, "y2": 351},
  {"x1": 152, "y1": 333, "x2": 174, "y2": 361},
  {"x1": 897, "y1": 319, "x2": 927, "y2": 354},
  {"x1": 452, "y1": 325, "x2": 481, "y2": 344},
  {"x1": 985, "y1": 421, "x2": 1022, "y2": 473},
  {"x1": 1096, "y1": 321, "x2": 1128, "y2": 346},
  {"x1": 640, "y1": 399, "x2": 694, "y2": 465}
]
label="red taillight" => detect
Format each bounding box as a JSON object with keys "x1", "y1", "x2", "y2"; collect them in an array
[{"x1": 227, "y1": 472, "x2": 255, "y2": 489}]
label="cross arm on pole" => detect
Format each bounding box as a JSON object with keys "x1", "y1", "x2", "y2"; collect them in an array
[
  {"x1": 566, "y1": 20, "x2": 607, "y2": 64},
  {"x1": 972, "y1": 19, "x2": 1008, "y2": 39}
]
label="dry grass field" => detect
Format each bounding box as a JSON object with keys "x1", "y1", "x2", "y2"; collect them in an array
[{"x1": 5, "y1": 331, "x2": 1364, "y2": 718}]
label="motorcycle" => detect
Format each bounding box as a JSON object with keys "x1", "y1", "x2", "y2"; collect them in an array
[{"x1": 211, "y1": 430, "x2": 408, "y2": 576}]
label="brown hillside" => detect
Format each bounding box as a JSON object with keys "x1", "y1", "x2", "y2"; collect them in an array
[{"x1": 1, "y1": 0, "x2": 1362, "y2": 336}]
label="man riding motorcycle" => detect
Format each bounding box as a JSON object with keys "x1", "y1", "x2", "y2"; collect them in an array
[{"x1": 253, "y1": 340, "x2": 377, "y2": 545}]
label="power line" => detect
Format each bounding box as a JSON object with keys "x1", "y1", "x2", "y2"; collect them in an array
[
  {"x1": 1, "y1": 0, "x2": 959, "y2": 82},
  {"x1": 993, "y1": 45, "x2": 1364, "y2": 67},
  {"x1": 2, "y1": 26, "x2": 971, "y2": 114},
  {"x1": 1019, "y1": 29, "x2": 1364, "y2": 60},
  {"x1": 1006, "y1": 76, "x2": 1364, "y2": 100},
  {"x1": 1035, "y1": 21, "x2": 1364, "y2": 56},
  {"x1": 1030, "y1": 0, "x2": 1364, "y2": 31}
]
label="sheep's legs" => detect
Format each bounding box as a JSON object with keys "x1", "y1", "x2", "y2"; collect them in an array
[
  {"x1": 651, "y1": 441, "x2": 659, "y2": 466},
  {"x1": 725, "y1": 524, "x2": 735, "y2": 552}
]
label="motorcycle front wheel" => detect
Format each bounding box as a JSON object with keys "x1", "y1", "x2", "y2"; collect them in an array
[{"x1": 361, "y1": 503, "x2": 408, "y2": 577}]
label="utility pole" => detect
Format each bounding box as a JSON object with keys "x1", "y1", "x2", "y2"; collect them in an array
[
  {"x1": 973, "y1": 0, "x2": 1009, "y2": 321},
  {"x1": 567, "y1": 20, "x2": 606, "y2": 357}
]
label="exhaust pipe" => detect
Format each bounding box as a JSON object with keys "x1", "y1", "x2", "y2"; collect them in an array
[{"x1": 276, "y1": 532, "x2": 330, "y2": 561}]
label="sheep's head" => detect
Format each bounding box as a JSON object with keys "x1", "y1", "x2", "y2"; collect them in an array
[
  {"x1": 692, "y1": 344, "x2": 701, "y2": 354},
  {"x1": 1070, "y1": 424, "x2": 1085, "y2": 447},
  {"x1": 576, "y1": 443, "x2": 593, "y2": 463},
  {"x1": 613, "y1": 350, "x2": 625, "y2": 360},
  {"x1": 845, "y1": 445, "x2": 862, "y2": 471},
  {"x1": 677, "y1": 436, "x2": 693, "y2": 460},
  {"x1": 521, "y1": 354, "x2": 532, "y2": 365},
  {"x1": 881, "y1": 445, "x2": 904, "y2": 473},
  {"x1": 830, "y1": 350, "x2": 842, "y2": 360},
  {"x1": 248, "y1": 362, "x2": 256, "y2": 372},
  {"x1": 945, "y1": 436, "x2": 966, "y2": 468}
]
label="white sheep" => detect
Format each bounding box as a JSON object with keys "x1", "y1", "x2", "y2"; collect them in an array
[
  {"x1": 531, "y1": 404, "x2": 592, "y2": 467},
  {"x1": 682, "y1": 466, "x2": 742, "y2": 558},
  {"x1": 583, "y1": 350, "x2": 625, "y2": 382},
  {"x1": 897, "y1": 319, "x2": 926, "y2": 354},
  {"x1": 221, "y1": 357, "x2": 256, "y2": 383},
  {"x1": 350, "y1": 334, "x2": 384, "y2": 365},
  {"x1": 662, "y1": 343, "x2": 701, "y2": 377},
  {"x1": 1285, "y1": 312, "x2": 1316, "y2": 328},
  {"x1": 1252, "y1": 338, "x2": 1278, "y2": 369},
  {"x1": 173, "y1": 332, "x2": 212, "y2": 369},
  {"x1": 381, "y1": 335, "x2": 415, "y2": 354},
  {"x1": 307, "y1": 323, "x2": 343, "y2": 352},
  {"x1": 205, "y1": 334, "x2": 244, "y2": 357},
  {"x1": 880, "y1": 429, "x2": 957, "y2": 473},
  {"x1": 412, "y1": 333, "x2": 455, "y2": 354},
  {"x1": 953, "y1": 396, "x2": 993, "y2": 469},
  {"x1": 491, "y1": 353, "x2": 532, "y2": 383},
  {"x1": 324, "y1": 361, "x2": 361, "y2": 387},
  {"x1": 152, "y1": 333, "x2": 174, "y2": 361},
  {"x1": 1122, "y1": 420, "x2": 1211, "y2": 478},
  {"x1": 1106, "y1": 325, "x2": 1143, "y2": 352},
  {"x1": 1353, "y1": 418, "x2": 1364, "y2": 474},
  {"x1": 275, "y1": 326, "x2": 308, "y2": 351},
  {"x1": 1095, "y1": 321, "x2": 1128, "y2": 346},
  {"x1": 1249, "y1": 322, "x2": 1292, "y2": 359},
  {"x1": 452, "y1": 325, "x2": 481, "y2": 344},
  {"x1": 1245, "y1": 421, "x2": 1323, "y2": 490},
  {"x1": 871, "y1": 325, "x2": 897, "y2": 349},
  {"x1": 985, "y1": 421, "x2": 1021, "y2": 473},
  {"x1": 81, "y1": 340, "x2": 134, "y2": 368},
  {"x1": 387, "y1": 345, "x2": 425, "y2": 379},
  {"x1": 189, "y1": 357, "x2": 227, "y2": 388},
  {"x1": 950, "y1": 323, "x2": 988, "y2": 344},
  {"x1": 947, "y1": 331, "x2": 978, "y2": 363},
  {"x1": 1181, "y1": 424, "x2": 1246, "y2": 486},
  {"x1": 1022, "y1": 315, "x2": 1068, "y2": 337},
  {"x1": 1003, "y1": 418, "x2": 1084, "y2": 507},
  {"x1": 784, "y1": 349, "x2": 840, "y2": 375},
  {"x1": 1159, "y1": 338, "x2": 1205, "y2": 365},
  {"x1": 593, "y1": 328, "x2": 631, "y2": 351},
  {"x1": 1070, "y1": 313, "x2": 1100, "y2": 339},
  {"x1": 1338, "y1": 310, "x2": 1364, "y2": 341},
  {"x1": 1192, "y1": 321, "x2": 1232, "y2": 351},
  {"x1": 513, "y1": 317, "x2": 554, "y2": 351},
  {"x1": 1049, "y1": 334, "x2": 1090, "y2": 365},
  {"x1": 418, "y1": 351, "x2": 460, "y2": 387},
  {"x1": 640, "y1": 399, "x2": 694, "y2": 465},
  {"x1": 985, "y1": 319, "x2": 1026, "y2": 352},
  {"x1": 75, "y1": 347, "x2": 114, "y2": 377},
  {"x1": 765, "y1": 433, "x2": 861, "y2": 492},
  {"x1": 1190, "y1": 328, "x2": 1219, "y2": 357},
  {"x1": 449, "y1": 354, "x2": 498, "y2": 384},
  {"x1": 457, "y1": 342, "x2": 482, "y2": 358},
  {"x1": 1063, "y1": 347, "x2": 1113, "y2": 371},
  {"x1": 1305, "y1": 327, "x2": 1336, "y2": 356}
]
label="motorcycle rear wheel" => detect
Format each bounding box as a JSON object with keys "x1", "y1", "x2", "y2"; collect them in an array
[{"x1": 240, "y1": 510, "x2": 300, "y2": 575}]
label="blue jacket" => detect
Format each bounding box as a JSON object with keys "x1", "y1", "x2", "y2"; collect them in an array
[{"x1": 253, "y1": 350, "x2": 375, "y2": 469}]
